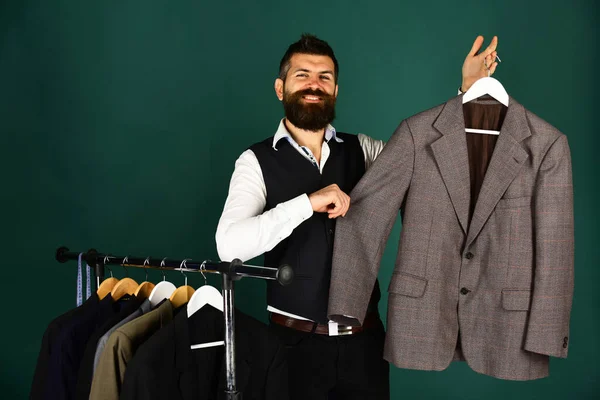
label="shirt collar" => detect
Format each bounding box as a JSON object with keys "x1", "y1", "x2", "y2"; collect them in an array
[{"x1": 272, "y1": 119, "x2": 343, "y2": 150}]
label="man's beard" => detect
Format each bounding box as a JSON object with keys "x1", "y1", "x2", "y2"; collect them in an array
[{"x1": 282, "y1": 88, "x2": 336, "y2": 132}]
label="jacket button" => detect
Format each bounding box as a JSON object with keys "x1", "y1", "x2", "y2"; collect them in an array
[
  {"x1": 460, "y1": 287, "x2": 470, "y2": 295},
  {"x1": 563, "y1": 337, "x2": 568, "y2": 348},
  {"x1": 465, "y1": 252, "x2": 474, "y2": 259},
  {"x1": 329, "y1": 228, "x2": 334, "y2": 235}
]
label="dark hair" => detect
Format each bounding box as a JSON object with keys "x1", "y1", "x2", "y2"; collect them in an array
[{"x1": 279, "y1": 34, "x2": 339, "y2": 83}]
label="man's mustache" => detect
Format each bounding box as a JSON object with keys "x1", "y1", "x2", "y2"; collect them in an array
[{"x1": 294, "y1": 88, "x2": 331, "y2": 98}]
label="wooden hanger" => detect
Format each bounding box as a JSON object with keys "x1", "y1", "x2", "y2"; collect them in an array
[
  {"x1": 169, "y1": 260, "x2": 195, "y2": 308},
  {"x1": 97, "y1": 259, "x2": 119, "y2": 300},
  {"x1": 169, "y1": 285, "x2": 195, "y2": 308},
  {"x1": 97, "y1": 277, "x2": 119, "y2": 300},
  {"x1": 134, "y1": 281, "x2": 155, "y2": 299},
  {"x1": 111, "y1": 277, "x2": 139, "y2": 301},
  {"x1": 134, "y1": 259, "x2": 156, "y2": 299},
  {"x1": 109, "y1": 259, "x2": 138, "y2": 301}
]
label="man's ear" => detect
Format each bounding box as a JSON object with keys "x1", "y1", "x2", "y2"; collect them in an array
[
  {"x1": 275, "y1": 78, "x2": 284, "y2": 101},
  {"x1": 334, "y1": 84, "x2": 338, "y2": 98}
]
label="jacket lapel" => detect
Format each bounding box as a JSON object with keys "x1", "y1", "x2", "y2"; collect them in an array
[
  {"x1": 432, "y1": 96, "x2": 471, "y2": 234},
  {"x1": 465, "y1": 97, "x2": 530, "y2": 247}
]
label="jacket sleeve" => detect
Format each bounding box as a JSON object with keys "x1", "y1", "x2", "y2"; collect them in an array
[
  {"x1": 328, "y1": 120, "x2": 415, "y2": 325},
  {"x1": 524, "y1": 134, "x2": 575, "y2": 358}
]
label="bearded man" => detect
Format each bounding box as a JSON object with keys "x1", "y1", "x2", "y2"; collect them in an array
[{"x1": 215, "y1": 33, "x2": 499, "y2": 400}]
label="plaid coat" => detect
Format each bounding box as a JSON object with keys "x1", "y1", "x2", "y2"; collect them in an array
[{"x1": 328, "y1": 95, "x2": 574, "y2": 381}]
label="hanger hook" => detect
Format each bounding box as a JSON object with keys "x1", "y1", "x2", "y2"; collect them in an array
[
  {"x1": 484, "y1": 58, "x2": 490, "y2": 77},
  {"x1": 121, "y1": 256, "x2": 129, "y2": 277},
  {"x1": 200, "y1": 260, "x2": 208, "y2": 285},
  {"x1": 160, "y1": 258, "x2": 168, "y2": 281},
  {"x1": 143, "y1": 257, "x2": 151, "y2": 281},
  {"x1": 484, "y1": 54, "x2": 501, "y2": 78},
  {"x1": 180, "y1": 259, "x2": 191, "y2": 286},
  {"x1": 103, "y1": 255, "x2": 114, "y2": 278}
]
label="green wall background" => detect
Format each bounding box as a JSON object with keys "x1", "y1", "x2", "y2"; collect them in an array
[{"x1": 1, "y1": 0, "x2": 598, "y2": 398}]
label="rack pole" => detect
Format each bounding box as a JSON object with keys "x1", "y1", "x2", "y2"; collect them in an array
[{"x1": 223, "y1": 267, "x2": 241, "y2": 399}]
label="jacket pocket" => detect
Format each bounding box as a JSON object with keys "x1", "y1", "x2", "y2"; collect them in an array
[
  {"x1": 496, "y1": 196, "x2": 532, "y2": 209},
  {"x1": 388, "y1": 272, "x2": 428, "y2": 298},
  {"x1": 502, "y1": 289, "x2": 532, "y2": 311}
]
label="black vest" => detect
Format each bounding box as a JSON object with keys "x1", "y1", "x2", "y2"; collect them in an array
[{"x1": 250, "y1": 133, "x2": 380, "y2": 323}]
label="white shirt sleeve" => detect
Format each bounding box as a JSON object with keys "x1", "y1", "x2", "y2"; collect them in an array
[
  {"x1": 215, "y1": 149, "x2": 314, "y2": 263},
  {"x1": 357, "y1": 133, "x2": 386, "y2": 170}
]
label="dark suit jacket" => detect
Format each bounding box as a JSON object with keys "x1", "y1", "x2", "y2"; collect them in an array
[
  {"x1": 120, "y1": 305, "x2": 289, "y2": 400},
  {"x1": 30, "y1": 293, "x2": 99, "y2": 400},
  {"x1": 42, "y1": 294, "x2": 117, "y2": 400},
  {"x1": 75, "y1": 295, "x2": 144, "y2": 400}
]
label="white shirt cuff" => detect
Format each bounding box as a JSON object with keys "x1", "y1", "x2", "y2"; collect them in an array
[{"x1": 281, "y1": 193, "x2": 313, "y2": 224}]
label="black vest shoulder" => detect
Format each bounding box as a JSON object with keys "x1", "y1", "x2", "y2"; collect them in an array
[{"x1": 249, "y1": 132, "x2": 377, "y2": 323}]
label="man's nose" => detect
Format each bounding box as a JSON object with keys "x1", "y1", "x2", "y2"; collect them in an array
[{"x1": 307, "y1": 77, "x2": 320, "y2": 89}]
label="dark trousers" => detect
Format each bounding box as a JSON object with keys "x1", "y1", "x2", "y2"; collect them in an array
[{"x1": 269, "y1": 317, "x2": 389, "y2": 400}]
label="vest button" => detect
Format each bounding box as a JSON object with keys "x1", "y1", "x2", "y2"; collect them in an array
[
  {"x1": 460, "y1": 287, "x2": 470, "y2": 295},
  {"x1": 465, "y1": 252, "x2": 474, "y2": 260}
]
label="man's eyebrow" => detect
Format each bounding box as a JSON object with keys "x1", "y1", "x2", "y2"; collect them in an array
[{"x1": 292, "y1": 68, "x2": 334, "y2": 75}]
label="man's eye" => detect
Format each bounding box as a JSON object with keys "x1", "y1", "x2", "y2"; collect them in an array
[
  {"x1": 320, "y1": 75, "x2": 331, "y2": 80},
  {"x1": 297, "y1": 74, "x2": 308, "y2": 78}
]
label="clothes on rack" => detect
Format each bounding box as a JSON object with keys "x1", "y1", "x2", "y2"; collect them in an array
[
  {"x1": 120, "y1": 305, "x2": 289, "y2": 400},
  {"x1": 39, "y1": 293, "x2": 140, "y2": 400},
  {"x1": 32, "y1": 288, "x2": 289, "y2": 400},
  {"x1": 89, "y1": 299, "x2": 174, "y2": 400},
  {"x1": 328, "y1": 94, "x2": 574, "y2": 381},
  {"x1": 30, "y1": 293, "x2": 100, "y2": 400},
  {"x1": 91, "y1": 298, "x2": 152, "y2": 374},
  {"x1": 74, "y1": 294, "x2": 145, "y2": 399}
]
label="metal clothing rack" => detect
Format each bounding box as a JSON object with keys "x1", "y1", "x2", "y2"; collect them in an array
[{"x1": 56, "y1": 246, "x2": 294, "y2": 400}]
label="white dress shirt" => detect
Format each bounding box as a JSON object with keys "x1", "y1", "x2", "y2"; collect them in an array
[{"x1": 215, "y1": 119, "x2": 385, "y2": 321}]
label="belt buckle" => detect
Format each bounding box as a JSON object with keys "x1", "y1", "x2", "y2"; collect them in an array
[{"x1": 336, "y1": 325, "x2": 354, "y2": 336}]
